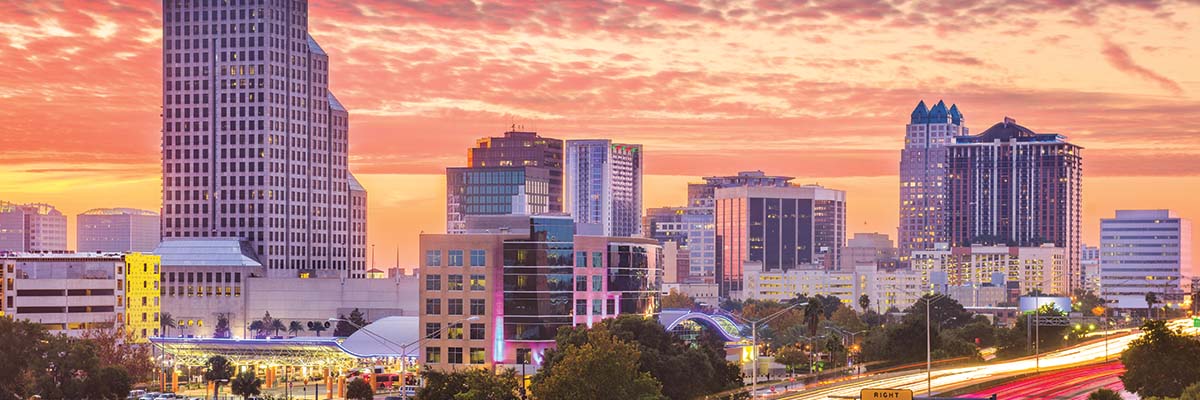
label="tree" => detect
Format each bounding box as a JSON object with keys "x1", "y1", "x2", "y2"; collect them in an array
[
  {"x1": 308, "y1": 321, "x2": 329, "y2": 336},
  {"x1": 858, "y1": 294, "x2": 870, "y2": 312},
  {"x1": 1146, "y1": 292, "x2": 1160, "y2": 320},
  {"x1": 829, "y1": 305, "x2": 866, "y2": 332},
  {"x1": 1121, "y1": 320, "x2": 1200, "y2": 398},
  {"x1": 161, "y1": 312, "x2": 177, "y2": 337},
  {"x1": 1184, "y1": 382, "x2": 1200, "y2": 400},
  {"x1": 80, "y1": 321, "x2": 155, "y2": 382},
  {"x1": 345, "y1": 379, "x2": 373, "y2": 400},
  {"x1": 0, "y1": 318, "x2": 45, "y2": 399},
  {"x1": 230, "y1": 371, "x2": 263, "y2": 400},
  {"x1": 204, "y1": 356, "x2": 236, "y2": 400},
  {"x1": 662, "y1": 289, "x2": 697, "y2": 309},
  {"x1": 904, "y1": 295, "x2": 973, "y2": 330},
  {"x1": 1087, "y1": 388, "x2": 1122, "y2": 400},
  {"x1": 1073, "y1": 289, "x2": 1106, "y2": 314},
  {"x1": 91, "y1": 366, "x2": 133, "y2": 400},
  {"x1": 269, "y1": 318, "x2": 287, "y2": 337},
  {"x1": 248, "y1": 320, "x2": 266, "y2": 338},
  {"x1": 35, "y1": 335, "x2": 101, "y2": 400},
  {"x1": 532, "y1": 329, "x2": 665, "y2": 400},
  {"x1": 534, "y1": 315, "x2": 739, "y2": 400},
  {"x1": 288, "y1": 321, "x2": 304, "y2": 337},
  {"x1": 416, "y1": 367, "x2": 519, "y2": 400},
  {"x1": 773, "y1": 346, "x2": 807, "y2": 374},
  {"x1": 214, "y1": 313, "x2": 233, "y2": 339},
  {"x1": 334, "y1": 308, "x2": 370, "y2": 337},
  {"x1": 803, "y1": 297, "x2": 824, "y2": 337}
]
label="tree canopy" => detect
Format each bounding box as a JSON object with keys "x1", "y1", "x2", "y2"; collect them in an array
[
  {"x1": 334, "y1": 308, "x2": 369, "y2": 337},
  {"x1": 1121, "y1": 320, "x2": 1200, "y2": 398},
  {"x1": 345, "y1": 379, "x2": 374, "y2": 400},
  {"x1": 661, "y1": 289, "x2": 697, "y2": 309},
  {"x1": 416, "y1": 367, "x2": 519, "y2": 400},
  {"x1": 231, "y1": 371, "x2": 263, "y2": 400},
  {"x1": 532, "y1": 328, "x2": 665, "y2": 400}
]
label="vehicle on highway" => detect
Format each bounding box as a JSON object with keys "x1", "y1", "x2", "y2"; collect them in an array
[{"x1": 128, "y1": 390, "x2": 146, "y2": 400}]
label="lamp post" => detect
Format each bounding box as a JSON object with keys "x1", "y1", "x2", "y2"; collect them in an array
[
  {"x1": 329, "y1": 315, "x2": 480, "y2": 400},
  {"x1": 726, "y1": 301, "x2": 807, "y2": 398}
]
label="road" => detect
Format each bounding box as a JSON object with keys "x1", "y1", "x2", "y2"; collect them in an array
[
  {"x1": 771, "y1": 318, "x2": 1195, "y2": 400},
  {"x1": 964, "y1": 361, "x2": 1128, "y2": 399}
]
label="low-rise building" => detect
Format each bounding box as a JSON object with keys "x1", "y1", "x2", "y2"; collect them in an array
[
  {"x1": 0, "y1": 252, "x2": 160, "y2": 342},
  {"x1": 912, "y1": 244, "x2": 1068, "y2": 296},
  {"x1": 77, "y1": 208, "x2": 161, "y2": 252},
  {"x1": 741, "y1": 264, "x2": 924, "y2": 313},
  {"x1": 661, "y1": 282, "x2": 720, "y2": 306}
]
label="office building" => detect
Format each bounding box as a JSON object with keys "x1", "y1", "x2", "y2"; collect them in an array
[
  {"x1": 714, "y1": 184, "x2": 846, "y2": 297},
  {"x1": 947, "y1": 117, "x2": 1083, "y2": 291},
  {"x1": 644, "y1": 207, "x2": 691, "y2": 282},
  {"x1": 681, "y1": 171, "x2": 794, "y2": 281},
  {"x1": 0, "y1": 201, "x2": 67, "y2": 252},
  {"x1": 1099, "y1": 210, "x2": 1193, "y2": 309},
  {"x1": 564, "y1": 140, "x2": 643, "y2": 236},
  {"x1": 839, "y1": 232, "x2": 899, "y2": 272},
  {"x1": 1081, "y1": 245, "x2": 1101, "y2": 294},
  {"x1": 446, "y1": 167, "x2": 551, "y2": 234},
  {"x1": 77, "y1": 208, "x2": 161, "y2": 252},
  {"x1": 0, "y1": 252, "x2": 160, "y2": 342},
  {"x1": 468, "y1": 131, "x2": 563, "y2": 212},
  {"x1": 154, "y1": 238, "x2": 417, "y2": 338},
  {"x1": 899, "y1": 100, "x2": 967, "y2": 263},
  {"x1": 419, "y1": 215, "x2": 660, "y2": 371},
  {"x1": 161, "y1": 0, "x2": 367, "y2": 278},
  {"x1": 741, "y1": 264, "x2": 924, "y2": 313},
  {"x1": 912, "y1": 245, "x2": 1068, "y2": 296}
]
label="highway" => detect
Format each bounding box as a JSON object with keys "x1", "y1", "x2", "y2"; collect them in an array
[
  {"x1": 772, "y1": 318, "x2": 1195, "y2": 400},
  {"x1": 964, "y1": 362, "x2": 1126, "y2": 399}
]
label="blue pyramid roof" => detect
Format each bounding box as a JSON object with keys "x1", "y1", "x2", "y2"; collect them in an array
[
  {"x1": 928, "y1": 100, "x2": 949, "y2": 122},
  {"x1": 910, "y1": 100, "x2": 929, "y2": 124},
  {"x1": 949, "y1": 104, "x2": 963, "y2": 125}
]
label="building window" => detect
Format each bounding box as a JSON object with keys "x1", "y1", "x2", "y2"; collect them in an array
[
  {"x1": 470, "y1": 348, "x2": 485, "y2": 364},
  {"x1": 607, "y1": 298, "x2": 616, "y2": 314},
  {"x1": 448, "y1": 275, "x2": 463, "y2": 291},
  {"x1": 469, "y1": 274, "x2": 485, "y2": 291},
  {"x1": 425, "y1": 299, "x2": 441, "y2": 315},
  {"x1": 425, "y1": 323, "x2": 441, "y2": 339},
  {"x1": 448, "y1": 250, "x2": 464, "y2": 267},
  {"x1": 470, "y1": 299, "x2": 485, "y2": 315},
  {"x1": 576, "y1": 251, "x2": 587, "y2": 267},
  {"x1": 448, "y1": 347, "x2": 463, "y2": 364},
  {"x1": 592, "y1": 252, "x2": 603, "y2": 268},
  {"x1": 575, "y1": 299, "x2": 586, "y2": 315},
  {"x1": 425, "y1": 274, "x2": 441, "y2": 290},
  {"x1": 448, "y1": 299, "x2": 463, "y2": 315},
  {"x1": 469, "y1": 250, "x2": 486, "y2": 266},
  {"x1": 425, "y1": 250, "x2": 441, "y2": 267},
  {"x1": 469, "y1": 323, "x2": 485, "y2": 340},
  {"x1": 593, "y1": 300, "x2": 602, "y2": 315},
  {"x1": 592, "y1": 275, "x2": 602, "y2": 291},
  {"x1": 447, "y1": 324, "x2": 463, "y2": 339},
  {"x1": 425, "y1": 347, "x2": 441, "y2": 364},
  {"x1": 576, "y1": 276, "x2": 586, "y2": 292}
]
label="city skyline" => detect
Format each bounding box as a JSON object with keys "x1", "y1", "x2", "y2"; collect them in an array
[{"x1": 2, "y1": 1, "x2": 1199, "y2": 267}]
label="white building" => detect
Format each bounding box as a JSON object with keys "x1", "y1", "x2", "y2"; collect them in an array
[
  {"x1": 898, "y1": 100, "x2": 966, "y2": 263},
  {"x1": 1100, "y1": 210, "x2": 1193, "y2": 309},
  {"x1": 77, "y1": 208, "x2": 161, "y2": 252},
  {"x1": 564, "y1": 140, "x2": 643, "y2": 237},
  {"x1": 1081, "y1": 245, "x2": 1101, "y2": 294},
  {"x1": 0, "y1": 201, "x2": 67, "y2": 252},
  {"x1": 741, "y1": 264, "x2": 924, "y2": 313},
  {"x1": 912, "y1": 244, "x2": 1068, "y2": 296},
  {"x1": 161, "y1": 1, "x2": 367, "y2": 278}
]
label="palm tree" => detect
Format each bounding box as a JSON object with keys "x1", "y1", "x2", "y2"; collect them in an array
[
  {"x1": 804, "y1": 297, "x2": 824, "y2": 337},
  {"x1": 248, "y1": 321, "x2": 266, "y2": 338},
  {"x1": 288, "y1": 321, "x2": 304, "y2": 337},
  {"x1": 204, "y1": 355, "x2": 235, "y2": 400},
  {"x1": 1145, "y1": 292, "x2": 1159, "y2": 320},
  {"x1": 160, "y1": 312, "x2": 176, "y2": 337},
  {"x1": 270, "y1": 319, "x2": 286, "y2": 337},
  {"x1": 230, "y1": 371, "x2": 263, "y2": 400},
  {"x1": 858, "y1": 294, "x2": 870, "y2": 313},
  {"x1": 308, "y1": 321, "x2": 328, "y2": 337}
]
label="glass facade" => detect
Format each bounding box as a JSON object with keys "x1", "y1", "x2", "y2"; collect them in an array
[
  {"x1": 502, "y1": 217, "x2": 575, "y2": 341},
  {"x1": 446, "y1": 167, "x2": 552, "y2": 233},
  {"x1": 606, "y1": 244, "x2": 660, "y2": 316}
]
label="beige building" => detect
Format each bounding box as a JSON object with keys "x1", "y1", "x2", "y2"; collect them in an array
[
  {"x1": 661, "y1": 282, "x2": 720, "y2": 306},
  {"x1": 912, "y1": 244, "x2": 1068, "y2": 296},
  {"x1": 742, "y1": 263, "x2": 924, "y2": 312}
]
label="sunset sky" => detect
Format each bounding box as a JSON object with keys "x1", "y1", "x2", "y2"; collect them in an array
[{"x1": 2, "y1": 0, "x2": 1198, "y2": 267}]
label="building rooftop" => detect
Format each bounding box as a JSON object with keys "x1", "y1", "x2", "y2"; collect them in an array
[
  {"x1": 348, "y1": 173, "x2": 365, "y2": 192},
  {"x1": 0, "y1": 201, "x2": 63, "y2": 216},
  {"x1": 328, "y1": 91, "x2": 346, "y2": 112},
  {"x1": 152, "y1": 239, "x2": 263, "y2": 267},
  {"x1": 0, "y1": 251, "x2": 126, "y2": 260},
  {"x1": 953, "y1": 117, "x2": 1068, "y2": 144},
  {"x1": 910, "y1": 99, "x2": 964, "y2": 125},
  {"x1": 80, "y1": 208, "x2": 158, "y2": 216},
  {"x1": 306, "y1": 35, "x2": 327, "y2": 56}
]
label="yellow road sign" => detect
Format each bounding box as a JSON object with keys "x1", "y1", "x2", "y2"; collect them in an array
[{"x1": 861, "y1": 388, "x2": 914, "y2": 400}]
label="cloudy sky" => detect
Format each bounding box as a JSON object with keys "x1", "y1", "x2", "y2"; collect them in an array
[{"x1": 2, "y1": 0, "x2": 1198, "y2": 266}]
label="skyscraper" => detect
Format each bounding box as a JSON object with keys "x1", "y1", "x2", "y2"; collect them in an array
[
  {"x1": 898, "y1": 100, "x2": 966, "y2": 264},
  {"x1": 685, "y1": 171, "x2": 794, "y2": 280},
  {"x1": 468, "y1": 131, "x2": 563, "y2": 212},
  {"x1": 714, "y1": 184, "x2": 846, "y2": 297},
  {"x1": 161, "y1": 0, "x2": 366, "y2": 278},
  {"x1": 445, "y1": 166, "x2": 551, "y2": 233},
  {"x1": 947, "y1": 117, "x2": 1083, "y2": 291},
  {"x1": 1100, "y1": 210, "x2": 1192, "y2": 309},
  {"x1": 564, "y1": 140, "x2": 643, "y2": 237},
  {"x1": 77, "y1": 208, "x2": 162, "y2": 252},
  {"x1": 0, "y1": 201, "x2": 67, "y2": 252}
]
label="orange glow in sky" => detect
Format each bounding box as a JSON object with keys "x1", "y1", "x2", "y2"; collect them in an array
[{"x1": 1, "y1": 1, "x2": 1198, "y2": 267}]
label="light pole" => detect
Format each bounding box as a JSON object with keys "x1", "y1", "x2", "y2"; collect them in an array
[
  {"x1": 726, "y1": 301, "x2": 807, "y2": 398},
  {"x1": 911, "y1": 292, "x2": 948, "y2": 397},
  {"x1": 329, "y1": 315, "x2": 480, "y2": 400}
]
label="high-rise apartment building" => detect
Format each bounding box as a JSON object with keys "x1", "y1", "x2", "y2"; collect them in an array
[
  {"x1": 714, "y1": 184, "x2": 846, "y2": 297},
  {"x1": 898, "y1": 100, "x2": 966, "y2": 264},
  {"x1": 1100, "y1": 210, "x2": 1192, "y2": 309},
  {"x1": 947, "y1": 117, "x2": 1083, "y2": 291},
  {"x1": 0, "y1": 201, "x2": 67, "y2": 252},
  {"x1": 468, "y1": 131, "x2": 563, "y2": 212},
  {"x1": 77, "y1": 208, "x2": 162, "y2": 252},
  {"x1": 161, "y1": 0, "x2": 366, "y2": 278},
  {"x1": 564, "y1": 140, "x2": 643, "y2": 237}
]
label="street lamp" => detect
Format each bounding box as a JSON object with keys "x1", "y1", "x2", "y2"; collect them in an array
[
  {"x1": 726, "y1": 301, "x2": 807, "y2": 398},
  {"x1": 329, "y1": 315, "x2": 480, "y2": 400},
  {"x1": 916, "y1": 292, "x2": 949, "y2": 397}
]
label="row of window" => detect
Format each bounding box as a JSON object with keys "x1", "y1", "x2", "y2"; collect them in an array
[
  {"x1": 424, "y1": 322, "x2": 486, "y2": 340},
  {"x1": 424, "y1": 298, "x2": 486, "y2": 316},
  {"x1": 426, "y1": 250, "x2": 487, "y2": 267},
  {"x1": 424, "y1": 347, "x2": 485, "y2": 365},
  {"x1": 425, "y1": 274, "x2": 485, "y2": 291}
]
